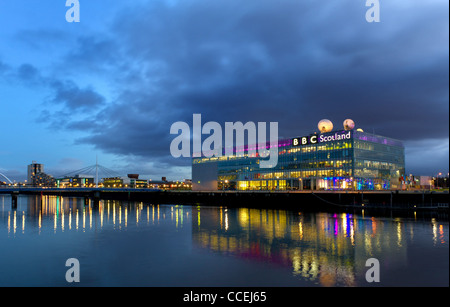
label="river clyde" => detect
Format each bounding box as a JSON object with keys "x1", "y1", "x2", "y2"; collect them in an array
[{"x1": 0, "y1": 195, "x2": 448, "y2": 287}]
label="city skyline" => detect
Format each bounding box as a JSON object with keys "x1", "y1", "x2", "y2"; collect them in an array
[{"x1": 0, "y1": 0, "x2": 448, "y2": 182}]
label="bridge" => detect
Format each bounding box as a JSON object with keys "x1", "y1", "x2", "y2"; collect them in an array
[
  {"x1": 0, "y1": 172, "x2": 13, "y2": 185},
  {"x1": 53, "y1": 159, "x2": 123, "y2": 188}
]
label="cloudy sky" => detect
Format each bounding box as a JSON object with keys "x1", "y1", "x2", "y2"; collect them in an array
[{"x1": 0, "y1": 0, "x2": 448, "y2": 182}]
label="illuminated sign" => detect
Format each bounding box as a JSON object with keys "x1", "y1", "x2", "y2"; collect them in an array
[
  {"x1": 292, "y1": 131, "x2": 351, "y2": 146},
  {"x1": 292, "y1": 135, "x2": 318, "y2": 146}
]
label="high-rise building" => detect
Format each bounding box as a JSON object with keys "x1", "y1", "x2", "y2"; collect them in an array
[
  {"x1": 27, "y1": 161, "x2": 43, "y2": 186},
  {"x1": 27, "y1": 161, "x2": 55, "y2": 187}
]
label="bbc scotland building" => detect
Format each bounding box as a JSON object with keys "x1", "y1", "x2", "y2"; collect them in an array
[{"x1": 192, "y1": 119, "x2": 405, "y2": 191}]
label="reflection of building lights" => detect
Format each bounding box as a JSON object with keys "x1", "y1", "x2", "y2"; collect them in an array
[
  {"x1": 100, "y1": 204, "x2": 104, "y2": 228},
  {"x1": 53, "y1": 211, "x2": 57, "y2": 232},
  {"x1": 225, "y1": 212, "x2": 229, "y2": 231},
  {"x1": 13, "y1": 211, "x2": 16, "y2": 234},
  {"x1": 125, "y1": 207, "x2": 128, "y2": 228},
  {"x1": 292, "y1": 253, "x2": 301, "y2": 274},
  {"x1": 432, "y1": 219, "x2": 437, "y2": 245},
  {"x1": 83, "y1": 209, "x2": 86, "y2": 230},
  {"x1": 298, "y1": 221, "x2": 303, "y2": 240},
  {"x1": 342, "y1": 213, "x2": 347, "y2": 236},
  {"x1": 350, "y1": 218, "x2": 355, "y2": 246},
  {"x1": 371, "y1": 217, "x2": 377, "y2": 235},
  {"x1": 397, "y1": 222, "x2": 402, "y2": 247},
  {"x1": 239, "y1": 209, "x2": 249, "y2": 228}
]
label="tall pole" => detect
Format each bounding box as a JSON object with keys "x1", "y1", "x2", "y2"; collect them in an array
[{"x1": 96, "y1": 155, "x2": 98, "y2": 188}]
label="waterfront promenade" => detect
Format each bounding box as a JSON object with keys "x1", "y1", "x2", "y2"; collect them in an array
[{"x1": 0, "y1": 187, "x2": 448, "y2": 211}]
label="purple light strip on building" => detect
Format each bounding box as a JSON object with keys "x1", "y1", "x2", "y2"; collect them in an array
[
  {"x1": 354, "y1": 132, "x2": 403, "y2": 147},
  {"x1": 196, "y1": 131, "x2": 403, "y2": 158}
]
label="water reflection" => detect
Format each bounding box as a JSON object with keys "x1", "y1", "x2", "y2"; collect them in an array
[
  {"x1": 192, "y1": 207, "x2": 448, "y2": 286},
  {"x1": 1, "y1": 195, "x2": 190, "y2": 235},
  {"x1": 0, "y1": 195, "x2": 448, "y2": 286}
]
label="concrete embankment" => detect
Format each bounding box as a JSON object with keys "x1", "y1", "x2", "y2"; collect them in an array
[{"x1": 1, "y1": 188, "x2": 448, "y2": 211}]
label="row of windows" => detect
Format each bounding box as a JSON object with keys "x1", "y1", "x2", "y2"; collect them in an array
[
  {"x1": 218, "y1": 161, "x2": 403, "y2": 180},
  {"x1": 355, "y1": 149, "x2": 405, "y2": 164},
  {"x1": 287, "y1": 140, "x2": 352, "y2": 153},
  {"x1": 219, "y1": 168, "x2": 354, "y2": 181},
  {"x1": 220, "y1": 168, "x2": 402, "y2": 181},
  {"x1": 218, "y1": 161, "x2": 354, "y2": 175},
  {"x1": 215, "y1": 150, "x2": 354, "y2": 170},
  {"x1": 354, "y1": 168, "x2": 401, "y2": 179},
  {"x1": 354, "y1": 159, "x2": 404, "y2": 170},
  {"x1": 354, "y1": 140, "x2": 404, "y2": 156},
  {"x1": 232, "y1": 177, "x2": 393, "y2": 191},
  {"x1": 198, "y1": 146, "x2": 404, "y2": 169},
  {"x1": 194, "y1": 140, "x2": 354, "y2": 165}
]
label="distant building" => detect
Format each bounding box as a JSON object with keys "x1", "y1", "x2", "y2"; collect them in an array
[
  {"x1": 419, "y1": 176, "x2": 434, "y2": 189},
  {"x1": 27, "y1": 161, "x2": 43, "y2": 185},
  {"x1": 27, "y1": 161, "x2": 55, "y2": 187},
  {"x1": 33, "y1": 172, "x2": 56, "y2": 187},
  {"x1": 103, "y1": 174, "x2": 148, "y2": 188},
  {"x1": 56, "y1": 174, "x2": 95, "y2": 188},
  {"x1": 148, "y1": 179, "x2": 192, "y2": 190},
  {"x1": 148, "y1": 180, "x2": 169, "y2": 189}
]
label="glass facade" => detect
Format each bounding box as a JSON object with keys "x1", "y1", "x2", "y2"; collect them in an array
[{"x1": 192, "y1": 130, "x2": 405, "y2": 191}]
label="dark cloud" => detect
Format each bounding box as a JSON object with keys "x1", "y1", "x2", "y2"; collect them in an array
[
  {"x1": 1, "y1": 61, "x2": 107, "y2": 119},
  {"x1": 8, "y1": 0, "x2": 447, "y2": 176},
  {"x1": 16, "y1": 63, "x2": 44, "y2": 86},
  {"x1": 48, "y1": 80, "x2": 105, "y2": 111},
  {"x1": 63, "y1": 35, "x2": 124, "y2": 74},
  {"x1": 0, "y1": 59, "x2": 10, "y2": 74},
  {"x1": 405, "y1": 139, "x2": 449, "y2": 176},
  {"x1": 0, "y1": 62, "x2": 44, "y2": 86},
  {"x1": 15, "y1": 29, "x2": 68, "y2": 50}
]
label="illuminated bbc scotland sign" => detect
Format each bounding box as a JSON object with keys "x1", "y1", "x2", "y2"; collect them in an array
[{"x1": 292, "y1": 131, "x2": 352, "y2": 146}]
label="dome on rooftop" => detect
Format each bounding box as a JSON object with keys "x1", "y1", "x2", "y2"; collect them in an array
[{"x1": 318, "y1": 119, "x2": 333, "y2": 133}]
